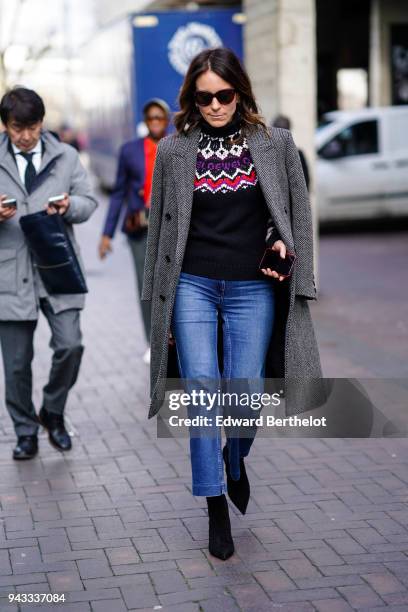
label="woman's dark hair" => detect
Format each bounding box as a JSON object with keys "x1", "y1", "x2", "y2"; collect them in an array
[
  {"x1": 0, "y1": 87, "x2": 45, "y2": 126},
  {"x1": 174, "y1": 47, "x2": 267, "y2": 136}
]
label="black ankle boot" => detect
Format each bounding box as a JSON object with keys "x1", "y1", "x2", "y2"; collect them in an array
[
  {"x1": 223, "y1": 444, "x2": 250, "y2": 515},
  {"x1": 206, "y1": 494, "x2": 234, "y2": 560}
]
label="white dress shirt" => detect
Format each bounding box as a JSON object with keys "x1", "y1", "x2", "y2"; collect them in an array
[
  {"x1": 12, "y1": 140, "x2": 42, "y2": 185},
  {"x1": 12, "y1": 139, "x2": 47, "y2": 298}
]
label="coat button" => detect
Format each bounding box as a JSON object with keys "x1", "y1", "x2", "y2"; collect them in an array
[
  {"x1": 284, "y1": 206, "x2": 288, "y2": 214},
  {"x1": 165, "y1": 255, "x2": 171, "y2": 262},
  {"x1": 165, "y1": 213, "x2": 171, "y2": 220},
  {"x1": 22, "y1": 278, "x2": 28, "y2": 283},
  {"x1": 159, "y1": 294, "x2": 166, "y2": 301}
]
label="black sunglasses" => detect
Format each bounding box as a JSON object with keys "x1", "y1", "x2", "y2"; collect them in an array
[
  {"x1": 145, "y1": 115, "x2": 167, "y2": 122},
  {"x1": 194, "y1": 88, "x2": 236, "y2": 107}
]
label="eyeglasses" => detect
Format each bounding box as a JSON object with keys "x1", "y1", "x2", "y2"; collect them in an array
[
  {"x1": 194, "y1": 88, "x2": 236, "y2": 107},
  {"x1": 145, "y1": 115, "x2": 167, "y2": 123}
]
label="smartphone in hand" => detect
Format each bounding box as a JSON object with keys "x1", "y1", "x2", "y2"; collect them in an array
[
  {"x1": 259, "y1": 248, "x2": 296, "y2": 278},
  {"x1": 48, "y1": 194, "x2": 65, "y2": 207},
  {"x1": 1, "y1": 198, "x2": 17, "y2": 208}
]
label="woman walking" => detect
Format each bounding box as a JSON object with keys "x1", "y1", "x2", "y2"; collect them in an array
[
  {"x1": 142, "y1": 48, "x2": 324, "y2": 560},
  {"x1": 99, "y1": 99, "x2": 170, "y2": 364}
]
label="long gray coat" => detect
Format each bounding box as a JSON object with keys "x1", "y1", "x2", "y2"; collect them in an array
[
  {"x1": 142, "y1": 124, "x2": 330, "y2": 420},
  {"x1": 0, "y1": 131, "x2": 97, "y2": 320}
]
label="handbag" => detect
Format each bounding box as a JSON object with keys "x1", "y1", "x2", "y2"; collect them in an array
[
  {"x1": 124, "y1": 208, "x2": 149, "y2": 235},
  {"x1": 19, "y1": 210, "x2": 88, "y2": 294}
]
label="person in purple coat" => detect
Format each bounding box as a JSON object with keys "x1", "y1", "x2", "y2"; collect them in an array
[{"x1": 99, "y1": 99, "x2": 170, "y2": 364}]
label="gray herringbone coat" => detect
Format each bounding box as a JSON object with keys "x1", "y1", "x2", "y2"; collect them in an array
[{"x1": 142, "y1": 124, "x2": 330, "y2": 420}]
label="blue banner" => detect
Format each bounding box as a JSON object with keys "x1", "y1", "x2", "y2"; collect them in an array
[{"x1": 132, "y1": 9, "x2": 244, "y2": 128}]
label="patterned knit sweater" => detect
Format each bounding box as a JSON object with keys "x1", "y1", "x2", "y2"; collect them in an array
[{"x1": 181, "y1": 114, "x2": 280, "y2": 280}]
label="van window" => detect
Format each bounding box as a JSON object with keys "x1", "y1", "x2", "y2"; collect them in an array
[
  {"x1": 320, "y1": 120, "x2": 378, "y2": 158},
  {"x1": 388, "y1": 114, "x2": 408, "y2": 151}
]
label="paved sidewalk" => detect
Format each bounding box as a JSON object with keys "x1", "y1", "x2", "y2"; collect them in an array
[{"x1": 0, "y1": 197, "x2": 408, "y2": 612}]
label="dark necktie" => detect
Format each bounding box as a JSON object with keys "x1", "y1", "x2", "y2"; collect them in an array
[{"x1": 18, "y1": 152, "x2": 37, "y2": 193}]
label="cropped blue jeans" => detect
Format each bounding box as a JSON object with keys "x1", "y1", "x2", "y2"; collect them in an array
[{"x1": 171, "y1": 271, "x2": 275, "y2": 497}]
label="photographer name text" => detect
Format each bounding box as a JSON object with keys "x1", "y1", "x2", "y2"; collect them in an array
[{"x1": 167, "y1": 415, "x2": 327, "y2": 428}]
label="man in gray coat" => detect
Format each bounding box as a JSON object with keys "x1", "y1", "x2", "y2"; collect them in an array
[{"x1": 0, "y1": 87, "x2": 97, "y2": 460}]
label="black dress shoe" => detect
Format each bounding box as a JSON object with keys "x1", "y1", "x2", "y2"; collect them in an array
[
  {"x1": 223, "y1": 444, "x2": 250, "y2": 515},
  {"x1": 38, "y1": 408, "x2": 72, "y2": 451},
  {"x1": 206, "y1": 494, "x2": 234, "y2": 560},
  {"x1": 13, "y1": 435, "x2": 38, "y2": 460}
]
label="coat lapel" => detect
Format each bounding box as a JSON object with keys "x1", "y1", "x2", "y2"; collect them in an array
[
  {"x1": 246, "y1": 127, "x2": 295, "y2": 251},
  {"x1": 0, "y1": 135, "x2": 27, "y2": 195},
  {"x1": 132, "y1": 137, "x2": 145, "y2": 180},
  {"x1": 171, "y1": 127, "x2": 201, "y2": 265},
  {"x1": 38, "y1": 131, "x2": 63, "y2": 172}
]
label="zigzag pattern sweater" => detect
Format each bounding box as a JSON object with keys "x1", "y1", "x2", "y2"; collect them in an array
[{"x1": 182, "y1": 114, "x2": 280, "y2": 280}]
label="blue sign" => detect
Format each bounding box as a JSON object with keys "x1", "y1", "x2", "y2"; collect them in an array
[{"x1": 132, "y1": 9, "x2": 244, "y2": 127}]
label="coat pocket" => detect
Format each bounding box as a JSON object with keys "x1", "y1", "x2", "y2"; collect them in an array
[{"x1": 0, "y1": 248, "x2": 18, "y2": 295}]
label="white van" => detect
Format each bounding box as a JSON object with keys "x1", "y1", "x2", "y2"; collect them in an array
[{"x1": 315, "y1": 106, "x2": 408, "y2": 222}]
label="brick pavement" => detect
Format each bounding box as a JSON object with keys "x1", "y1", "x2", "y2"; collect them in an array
[{"x1": 0, "y1": 194, "x2": 408, "y2": 611}]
